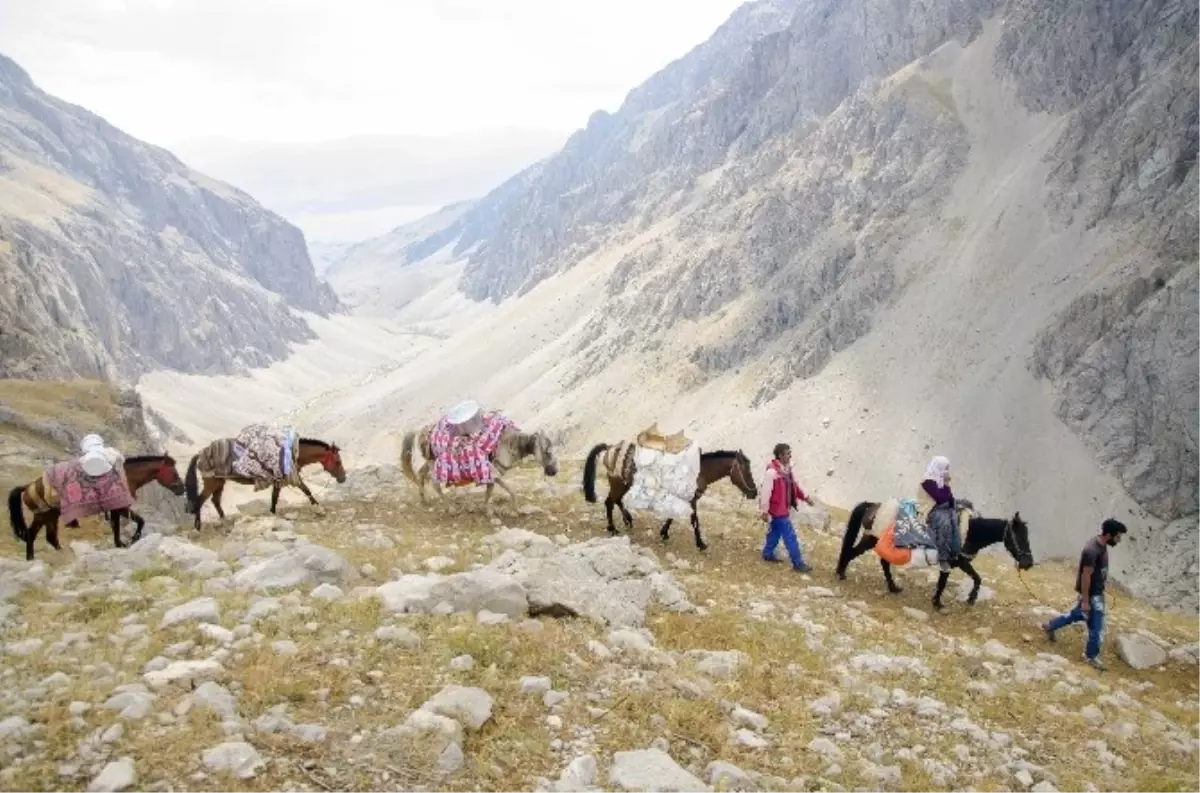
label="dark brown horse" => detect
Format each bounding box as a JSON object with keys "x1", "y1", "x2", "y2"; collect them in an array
[
  {"x1": 582, "y1": 443, "x2": 758, "y2": 551},
  {"x1": 836, "y1": 499, "x2": 1034, "y2": 609},
  {"x1": 184, "y1": 438, "x2": 346, "y2": 530},
  {"x1": 7, "y1": 455, "x2": 187, "y2": 561}
]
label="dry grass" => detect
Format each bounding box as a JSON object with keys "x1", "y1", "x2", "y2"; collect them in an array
[{"x1": 0, "y1": 461, "x2": 1197, "y2": 792}]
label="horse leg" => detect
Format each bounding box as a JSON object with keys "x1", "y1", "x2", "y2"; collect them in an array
[
  {"x1": 26, "y1": 513, "x2": 47, "y2": 561},
  {"x1": 192, "y1": 478, "x2": 218, "y2": 530},
  {"x1": 110, "y1": 509, "x2": 126, "y2": 549},
  {"x1": 295, "y1": 477, "x2": 320, "y2": 506},
  {"x1": 211, "y1": 481, "x2": 227, "y2": 520},
  {"x1": 270, "y1": 483, "x2": 282, "y2": 513},
  {"x1": 484, "y1": 484, "x2": 495, "y2": 518},
  {"x1": 45, "y1": 514, "x2": 62, "y2": 551},
  {"x1": 960, "y1": 558, "x2": 983, "y2": 605},
  {"x1": 933, "y1": 570, "x2": 951, "y2": 610},
  {"x1": 838, "y1": 536, "x2": 878, "y2": 579},
  {"x1": 690, "y1": 499, "x2": 707, "y2": 552},
  {"x1": 130, "y1": 509, "x2": 146, "y2": 544},
  {"x1": 495, "y1": 475, "x2": 517, "y2": 504},
  {"x1": 880, "y1": 559, "x2": 902, "y2": 594},
  {"x1": 415, "y1": 461, "x2": 431, "y2": 505},
  {"x1": 660, "y1": 518, "x2": 672, "y2": 542},
  {"x1": 604, "y1": 496, "x2": 619, "y2": 536}
]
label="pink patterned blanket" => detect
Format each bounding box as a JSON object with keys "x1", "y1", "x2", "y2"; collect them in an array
[
  {"x1": 430, "y1": 411, "x2": 516, "y2": 486},
  {"x1": 44, "y1": 461, "x2": 133, "y2": 525}
]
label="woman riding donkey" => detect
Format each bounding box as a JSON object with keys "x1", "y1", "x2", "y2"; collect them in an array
[{"x1": 919, "y1": 455, "x2": 978, "y2": 602}]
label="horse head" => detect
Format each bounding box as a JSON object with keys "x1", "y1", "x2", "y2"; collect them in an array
[
  {"x1": 322, "y1": 443, "x2": 347, "y2": 484},
  {"x1": 532, "y1": 431, "x2": 558, "y2": 478},
  {"x1": 731, "y1": 449, "x2": 758, "y2": 500},
  {"x1": 1005, "y1": 511, "x2": 1034, "y2": 570},
  {"x1": 156, "y1": 454, "x2": 187, "y2": 496}
]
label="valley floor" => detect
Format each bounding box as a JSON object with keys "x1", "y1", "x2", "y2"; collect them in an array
[{"x1": 1, "y1": 463, "x2": 1197, "y2": 792}]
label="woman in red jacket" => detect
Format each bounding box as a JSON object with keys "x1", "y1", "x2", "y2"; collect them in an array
[{"x1": 759, "y1": 443, "x2": 814, "y2": 574}]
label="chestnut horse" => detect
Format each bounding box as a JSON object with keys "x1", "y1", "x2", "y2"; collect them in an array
[
  {"x1": 184, "y1": 438, "x2": 346, "y2": 530},
  {"x1": 7, "y1": 455, "x2": 187, "y2": 561},
  {"x1": 582, "y1": 443, "x2": 758, "y2": 551}
]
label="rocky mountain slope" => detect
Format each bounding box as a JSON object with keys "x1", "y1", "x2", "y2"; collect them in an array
[
  {"x1": 0, "y1": 470, "x2": 1196, "y2": 791},
  {"x1": 0, "y1": 54, "x2": 338, "y2": 383},
  {"x1": 323, "y1": 0, "x2": 1198, "y2": 609}
]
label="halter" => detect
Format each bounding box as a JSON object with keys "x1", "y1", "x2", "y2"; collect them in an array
[
  {"x1": 321, "y1": 448, "x2": 340, "y2": 470},
  {"x1": 729, "y1": 454, "x2": 754, "y2": 498}
]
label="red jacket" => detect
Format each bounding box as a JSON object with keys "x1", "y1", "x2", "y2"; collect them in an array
[{"x1": 759, "y1": 460, "x2": 808, "y2": 518}]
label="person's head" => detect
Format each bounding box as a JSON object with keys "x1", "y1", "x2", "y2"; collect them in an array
[
  {"x1": 1100, "y1": 518, "x2": 1128, "y2": 546},
  {"x1": 772, "y1": 443, "x2": 792, "y2": 464},
  {"x1": 925, "y1": 455, "x2": 950, "y2": 485}
]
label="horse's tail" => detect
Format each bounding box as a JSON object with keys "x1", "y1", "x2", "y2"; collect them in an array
[
  {"x1": 184, "y1": 455, "x2": 200, "y2": 513},
  {"x1": 837, "y1": 500, "x2": 873, "y2": 576},
  {"x1": 582, "y1": 444, "x2": 609, "y2": 503},
  {"x1": 8, "y1": 486, "x2": 28, "y2": 542},
  {"x1": 400, "y1": 431, "x2": 418, "y2": 484}
]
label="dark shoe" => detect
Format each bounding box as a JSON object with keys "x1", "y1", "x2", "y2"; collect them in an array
[
  {"x1": 1041, "y1": 622, "x2": 1056, "y2": 643},
  {"x1": 762, "y1": 556, "x2": 783, "y2": 563},
  {"x1": 793, "y1": 564, "x2": 813, "y2": 574},
  {"x1": 1085, "y1": 656, "x2": 1107, "y2": 671}
]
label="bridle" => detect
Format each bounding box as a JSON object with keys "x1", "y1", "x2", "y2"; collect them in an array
[{"x1": 729, "y1": 454, "x2": 756, "y2": 499}]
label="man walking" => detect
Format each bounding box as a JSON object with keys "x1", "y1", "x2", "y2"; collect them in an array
[
  {"x1": 1041, "y1": 518, "x2": 1128, "y2": 670},
  {"x1": 759, "y1": 443, "x2": 814, "y2": 574}
]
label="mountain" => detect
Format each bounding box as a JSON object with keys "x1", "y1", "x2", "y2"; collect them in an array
[
  {"x1": 0, "y1": 54, "x2": 338, "y2": 383},
  {"x1": 325, "y1": 0, "x2": 1198, "y2": 609},
  {"x1": 167, "y1": 130, "x2": 567, "y2": 244}
]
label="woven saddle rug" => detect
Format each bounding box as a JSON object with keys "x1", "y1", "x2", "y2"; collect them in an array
[
  {"x1": 198, "y1": 429, "x2": 300, "y2": 490},
  {"x1": 430, "y1": 411, "x2": 515, "y2": 486},
  {"x1": 43, "y1": 461, "x2": 133, "y2": 525}
]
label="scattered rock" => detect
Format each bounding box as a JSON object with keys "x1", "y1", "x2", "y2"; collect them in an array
[
  {"x1": 901, "y1": 606, "x2": 929, "y2": 622},
  {"x1": 374, "y1": 625, "x2": 421, "y2": 648},
  {"x1": 556, "y1": 754, "x2": 598, "y2": 791},
  {"x1": 450, "y1": 655, "x2": 475, "y2": 671},
  {"x1": 731, "y1": 706, "x2": 768, "y2": 731},
  {"x1": 420, "y1": 685, "x2": 494, "y2": 731},
  {"x1": 231, "y1": 545, "x2": 353, "y2": 592},
  {"x1": 88, "y1": 758, "x2": 136, "y2": 792},
  {"x1": 609, "y1": 748, "x2": 709, "y2": 792},
  {"x1": 201, "y1": 741, "x2": 263, "y2": 779},
  {"x1": 160, "y1": 597, "x2": 220, "y2": 629},
  {"x1": 310, "y1": 583, "x2": 343, "y2": 601},
  {"x1": 1116, "y1": 634, "x2": 1168, "y2": 669},
  {"x1": 521, "y1": 676, "x2": 553, "y2": 695},
  {"x1": 706, "y1": 760, "x2": 755, "y2": 791}
]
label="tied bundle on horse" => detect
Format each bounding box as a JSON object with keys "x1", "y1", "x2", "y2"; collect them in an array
[
  {"x1": 400, "y1": 401, "x2": 559, "y2": 518},
  {"x1": 184, "y1": 424, "x2": 346, "y2": 530},
  {"x1": 8, "y1": 452, "x2": 186, "y2": 561},
  {"x1": 582, "y1": 423, "x2": 759, "y2": 551}
]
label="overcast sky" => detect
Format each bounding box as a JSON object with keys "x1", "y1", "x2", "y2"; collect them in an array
[{"x1": 0, "y1": 0, "x2": 746, "y2": 146}]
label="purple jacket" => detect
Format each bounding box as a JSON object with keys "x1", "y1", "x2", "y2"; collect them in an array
[{"x1": 921, "y1": 478, "x2": 954, "y2": 506}]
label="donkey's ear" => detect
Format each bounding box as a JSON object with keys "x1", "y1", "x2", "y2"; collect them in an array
[{"x1": 1014, "y1": 511, "x2": 1021, "y2": 520}]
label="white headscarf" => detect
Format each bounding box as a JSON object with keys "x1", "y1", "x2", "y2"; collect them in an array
[{"x1": 924, "y1": 455, "x2": 950, "y2": 488}]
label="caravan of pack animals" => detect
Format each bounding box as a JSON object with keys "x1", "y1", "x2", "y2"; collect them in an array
[{"x1": 5, "y1": 400, "x2": 1036, "y2": 612}]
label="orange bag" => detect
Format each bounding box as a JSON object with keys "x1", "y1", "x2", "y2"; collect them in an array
[{"x1": 874, "y1": 523, "x2": 913, "y2": 566}]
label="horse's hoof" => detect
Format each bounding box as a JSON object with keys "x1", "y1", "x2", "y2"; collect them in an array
[
  {"x1": 967, "y1": 596, "x2": 979, "y2": 606},
  {"x1": 888, "y1": 586, "x2": 904, "y2": 595},
  {"x1": 836, "y1": 570, "x2": 847, "y2": 581},
  {"x1": 606, "y1": 528, "x2": 619, "y2": 537},
  {"x1": 697, "y1": 542, "x2": 708, "y2": 552}
]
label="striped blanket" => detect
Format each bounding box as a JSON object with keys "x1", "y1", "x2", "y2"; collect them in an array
[
  {"x1": 430, "y1": 411, "x2": 515, "y2": 486},
  {"x1": 43, "y1": 461, "x2": 133, "y2": 525}
]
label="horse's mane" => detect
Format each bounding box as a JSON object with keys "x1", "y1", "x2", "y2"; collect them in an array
[
  {"x1": 701, "y1": 450, "x2": 743, "y2": 461},
  {"x1": 299, "y1": 438, "x2": 332, "y2": 449},
  {"x1": 125, "y1": 454, "x2": 174, "y2": 464}
]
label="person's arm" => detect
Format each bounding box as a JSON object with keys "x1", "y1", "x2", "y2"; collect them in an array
[
  {"x1": 795, "y1": 480, "x2": 813, "y2": 506},
  {"x1": 758, "y1": 468, "x2": 776, "y2": 519},
  {"x1": 922, "y1": 479, "x2": 953, "y2": 504},
  {"x1": 1079, "y1": 565, "x2": 1093, "y2": 611}
]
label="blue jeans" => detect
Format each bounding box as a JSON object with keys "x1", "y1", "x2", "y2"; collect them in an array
[
  {"x1": 763, "y1": 516, "x2": 806, "y2": 569},
  {"x1": 1047, "y1": 595, "x2": 1106, "y2": 660}
]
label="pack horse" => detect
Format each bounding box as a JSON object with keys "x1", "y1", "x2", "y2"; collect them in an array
[
  {"x1": 184, "y1": 424, "x2": 346, "y2": 530},
  {"x1": 581, "y1": 423, "x2": 758, "y2": 551},
  {"x1": 399, "y1": 400, "x2": 558, "y2": 518},
  {"x1": 8, "y1": 436, "x2": 186, "y2": 560}
]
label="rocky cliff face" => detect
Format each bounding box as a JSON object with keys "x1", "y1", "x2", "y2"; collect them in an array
[{"x1": 0, "y1": 54, "x2": 339, "y2": 383}]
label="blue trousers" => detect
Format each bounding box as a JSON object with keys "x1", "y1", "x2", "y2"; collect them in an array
[
  {"x1": 1047, "y1": 595, "x2": 1106, "y2": 660},
  {"x1": 763, "y1": 516, "x2": 805, "y2": 569}
]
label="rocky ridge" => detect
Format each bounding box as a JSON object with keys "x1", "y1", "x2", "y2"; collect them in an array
[
  {"x1": 0, "y1": 54, "x2": 339, "y2": 382},
  {"x1": 0, "y1": 465, "x2": 1196, "y2": 791}
]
